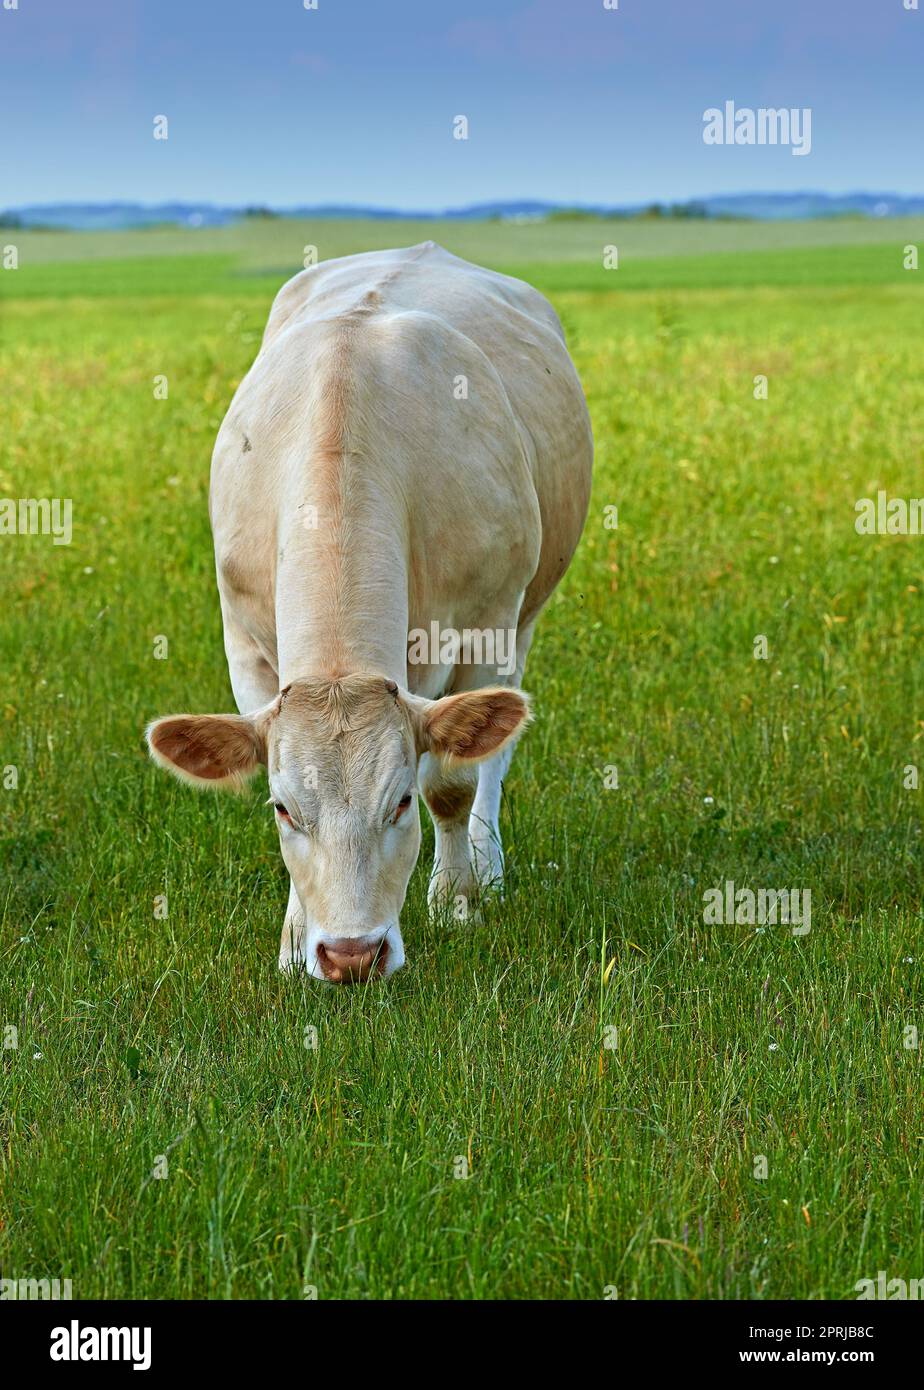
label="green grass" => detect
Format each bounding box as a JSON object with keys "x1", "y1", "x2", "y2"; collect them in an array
[
  {"x1": 1, "y1": 220, "x2": 923, "y2": 1299},
  {"x1": 4, "y1": 217, "x2": 922, "y2": 299},
  {"x1": 10, "y1": 211, "x2": 924, "y2": 269}
]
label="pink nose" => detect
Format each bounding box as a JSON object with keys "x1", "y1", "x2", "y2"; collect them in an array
[{"x1": 316, "y1": 935, "x2": 389, "y2": 984}]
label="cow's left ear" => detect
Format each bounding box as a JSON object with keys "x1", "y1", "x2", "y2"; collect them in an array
[
  {"x1": 146, "y1": 708, "x2": 271, "y2": 791},
  {"x1": 414, "y1": 686, "x2": 531, "y2": 765}
]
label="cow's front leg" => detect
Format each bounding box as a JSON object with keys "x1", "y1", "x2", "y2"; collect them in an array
[
  {"x1": 219, "y1": 597, "x2": 278, "y2": 716},
  {"x1": 418, "y1": 751, "x2": 479, "y2": 922},
  {"x1": 469, "y1": 740, "x2": 516, "y2": 892},
  {"x1": 468, "y1": 619, "x2": 533, "y2": 894},
  {"x1": 278, "y1": 879, "x2": 306, "y2": 971}
]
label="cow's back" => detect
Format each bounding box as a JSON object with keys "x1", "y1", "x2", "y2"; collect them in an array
[
  {"x1": 262, "y1": 241, "x2": 566, "y2": 360},
  {"x1": 212, "y1": 243, "x2": 592, "y2": 664}
]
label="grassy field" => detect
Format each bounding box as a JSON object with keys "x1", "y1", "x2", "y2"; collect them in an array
[{"x1": 1, "y1": 217, "x2": 923, "y2": 1299}]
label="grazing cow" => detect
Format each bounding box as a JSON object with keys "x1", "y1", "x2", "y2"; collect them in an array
[{"x1": 147, "y1": 243, "x2": 592, "y2": 982}]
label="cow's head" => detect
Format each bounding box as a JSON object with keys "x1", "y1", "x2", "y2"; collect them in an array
[{"x1": 146, "y1": 675, "x2": 529, "y2": 982}]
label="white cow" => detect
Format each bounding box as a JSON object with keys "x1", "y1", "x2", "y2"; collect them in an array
[{"x1": 147, "y1": 243, "x2": 592, "y2": 982}]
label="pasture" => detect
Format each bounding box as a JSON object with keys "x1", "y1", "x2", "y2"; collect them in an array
[{"x1": 1, "y1": 215, "x2": 923, "y2": 1298}]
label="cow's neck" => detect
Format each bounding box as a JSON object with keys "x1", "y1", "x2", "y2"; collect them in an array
[{"x1": 274, "y1": 466, "x2": 409, "y2": 688}]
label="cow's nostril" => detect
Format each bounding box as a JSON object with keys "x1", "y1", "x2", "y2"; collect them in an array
[{"x1": 317, "y1": 936, "x2": 389, "y2": 984}]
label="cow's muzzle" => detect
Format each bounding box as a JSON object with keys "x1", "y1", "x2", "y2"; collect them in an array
[{"x1": 316, "y1": 932, "x2": 391, "y2": 984}]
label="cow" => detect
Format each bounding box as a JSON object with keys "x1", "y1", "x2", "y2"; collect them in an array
[{"x1": 146, "y1": 242, "x2": 592, "y2": 983}]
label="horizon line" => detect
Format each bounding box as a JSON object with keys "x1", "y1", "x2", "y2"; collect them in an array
[{"x1": 5, "y1": 189, "x2": 924, "y2": 216}]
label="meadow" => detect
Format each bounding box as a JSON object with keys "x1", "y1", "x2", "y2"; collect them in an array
[{"x1": 1, "y1": 214, "x2": 923, "y2": 1299}]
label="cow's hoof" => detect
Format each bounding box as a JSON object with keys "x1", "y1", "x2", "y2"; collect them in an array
[
  {"x1": 469, "y1": 838, "x2": 505, "y2": 893},
  {"x1": 428, "y1": 873, "x2": 485, "y2": 928}
]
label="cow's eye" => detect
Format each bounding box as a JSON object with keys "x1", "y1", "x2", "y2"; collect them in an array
[
  {"x1": 274, "y1": 802, "x2": 291, "y2": 821},
  {"x1": 386, "y1": 795, "x2": 411, "y2": 822}
]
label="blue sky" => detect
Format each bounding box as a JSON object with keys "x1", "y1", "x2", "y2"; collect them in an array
[{"x1": 1, "y1": 0, "x2": 921, "y2": 208}]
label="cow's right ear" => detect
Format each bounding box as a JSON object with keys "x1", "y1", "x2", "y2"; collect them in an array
[{"x1": 146, "y1": 710, "x2": 269, "y2": 791}]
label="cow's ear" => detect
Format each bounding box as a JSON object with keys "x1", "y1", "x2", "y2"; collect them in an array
[
  {"x1": 146, "y1": 711, "x2": 269, "y2": 791},
  {"x1": 417, "y1": 687, "x2": 531, "y2": 765}
]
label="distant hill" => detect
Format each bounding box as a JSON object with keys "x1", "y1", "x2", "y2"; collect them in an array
[{"x1": 4, "y1": 192, "x2": 924, "y2": 231}]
